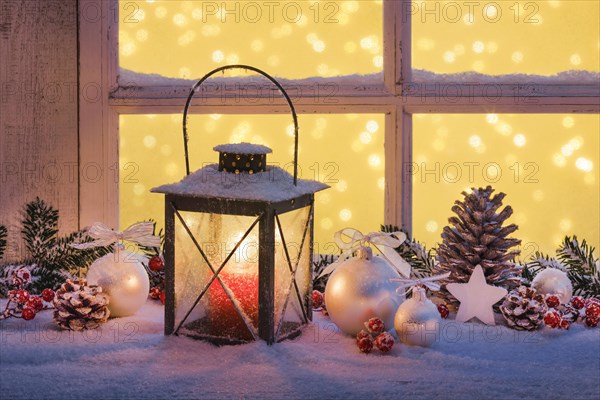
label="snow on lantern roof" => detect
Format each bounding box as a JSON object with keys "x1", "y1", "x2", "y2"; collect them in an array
[
  {"x1": 213, "y1": 143, "x2": 273, "y2": 155},
  {"x1": 151, "y1": 164, "x2": 329, "y2": 202}
]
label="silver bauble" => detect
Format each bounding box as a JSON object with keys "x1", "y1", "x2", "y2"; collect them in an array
[
  {"x1": 394, "y1": 287, "x2": 440, "y2": 347},
  {"x1": 325, "y1": 247, "x2": 402, "y2": 335},
  {"x1": 531, "y1": 268, "x2": 573, "y2": 305},
  {"x1": 86, "y1": 246, "x2": 150, "y2": 317}
]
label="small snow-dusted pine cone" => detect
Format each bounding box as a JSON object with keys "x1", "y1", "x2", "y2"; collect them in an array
[
  {"x1": 500, "y1": 286, "x2": 547, "y2": 331},
  {"x1": 53, "y1": 279, "x2": 110, "y2": 331}
]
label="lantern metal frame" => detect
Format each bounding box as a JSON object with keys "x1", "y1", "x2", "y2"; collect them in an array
[{"x1": 162, "y1": 65, "x2": 317, "y2": 345}]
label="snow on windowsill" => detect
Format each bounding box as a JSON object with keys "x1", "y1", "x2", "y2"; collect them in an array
[
  {"x1": 412, "y1": 69, "x2": 600, "y2": 84},
  {"x1": 119, "y1": 67, "x2": 599, "y2": 87},
  {"x1": 119, "y1": 68, "x2": 384, "y2": 87}
]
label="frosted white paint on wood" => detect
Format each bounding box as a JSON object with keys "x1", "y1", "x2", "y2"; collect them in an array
[{"x1": 0, "y1": 0, "x2": 78, "y2": 261}]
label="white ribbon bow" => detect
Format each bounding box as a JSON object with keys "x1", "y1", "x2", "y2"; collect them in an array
[
  {"x1": 318, "y1": 228, "x2": 411, "y2": 278},
  {"x1": 71, "y1": 222, "x2": 161, "y2": 250},
  {"x1": 390, "y1": 272, "x2": 451, "y2": 295}
]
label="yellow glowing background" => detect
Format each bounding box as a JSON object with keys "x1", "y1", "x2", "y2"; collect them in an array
[
  {"x1": 413, "y1": 114, "x2": 599, "y2": 256},
  {"x1": 413, "y1": 0, "x2": 600, "y2": 74},
  {"x1": 118, "y1": 0, "x2": 383, "y2": 79},
  {"x1": 119, "y1": 1, "x2": 599, "y2": 254},
  {"x1": 120, "y1": 114, "x2": 385, "y2": 248}
]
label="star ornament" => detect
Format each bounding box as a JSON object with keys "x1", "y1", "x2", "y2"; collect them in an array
[{"x1": 446, "y1": 265, "x2": 508, "y2": 325}]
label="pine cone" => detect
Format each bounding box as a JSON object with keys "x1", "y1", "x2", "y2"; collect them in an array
[
  {"x1": 53, "y1": 279, "x2": 110, "y2": 331},
  {"x1": 500, "y1": 286, "x2": 547, "y2": 330},
  {"x1": 436, "y1": 186, "x2": 522, "y2": 308}
]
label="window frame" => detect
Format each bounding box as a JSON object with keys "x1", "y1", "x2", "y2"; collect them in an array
[{"x1": 78, "y1": 0, "x2": 600, "y2": 233}]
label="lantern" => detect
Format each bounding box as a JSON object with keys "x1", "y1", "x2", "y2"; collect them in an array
[{"x1": 152, "y1": 65, "x2": 329, "y2": 344}]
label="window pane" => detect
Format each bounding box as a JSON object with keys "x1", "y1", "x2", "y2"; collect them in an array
[
  {"x1": 120, "y1": 113, "x2": 385, "y2": 249},
  {"x1": 412, "y1": 1, "x2": 600, "y2": 76},
  {"x1": 412, "y1": 114, "x2": 599, "y2": 256},
  {"x1": 118, "y1": 0, "x2": 383, "y2": 79}
]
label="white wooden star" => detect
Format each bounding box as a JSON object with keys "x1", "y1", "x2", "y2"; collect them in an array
[{"x1": 446, "y1": 265, "x2": 508, "y2": 325}]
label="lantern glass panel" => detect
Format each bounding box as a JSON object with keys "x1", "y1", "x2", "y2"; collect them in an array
[
  {"x1": 173, "y1": 210, "x2": 260, "y2": 342},
  {"x1": 274, "y1": 206, "x2": 312, "y2": 339}
]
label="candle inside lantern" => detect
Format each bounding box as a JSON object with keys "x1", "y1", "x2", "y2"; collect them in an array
[{"x1": 208, "y1": 231, "x2": 259, "y2": 340}]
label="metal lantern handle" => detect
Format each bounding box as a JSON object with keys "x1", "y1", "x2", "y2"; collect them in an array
[{"x1": 182, "y1": 64, "x2": 299, "y2": 185}]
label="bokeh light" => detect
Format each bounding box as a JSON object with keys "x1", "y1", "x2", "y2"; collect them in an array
[
  {"x1": 413, "y1": 1, "x2": 600, "y2": 75},
  {"x1": 413, "y1": 114, "x2": 600, "y2": 255},
  {"x1": 120, "y1": 114, "x2": 385, "y2": 248},
  {"x1": 119, "y1": 0, "x2": 383, "y2": 79}
]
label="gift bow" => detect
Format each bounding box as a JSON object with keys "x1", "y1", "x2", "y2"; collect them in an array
[
  {"x1": 71, "y1": 222, "x2": 161, "y2": 250},
  {"x1": 317, "y1": 228, "x2": 411, "y2": 278},
  {"x1": 390, "y1": 272, "x2": 451, "y2": 295}
]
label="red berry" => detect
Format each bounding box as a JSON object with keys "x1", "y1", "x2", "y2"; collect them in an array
[
  {"x1": 15, "y1": 289, "x2": 30, "y2": 304},
  {"x1": 26, "y1": 296, "x2": 44, "y2": 312},
  {"x1": 149, "y1": 287, "x2": 162, "y2": 300},
  {"x1": 356, "y1": 330, "x2": 371, "y2": 341},
  {"x1": 570, "y1": 296, "x2": 585, "y2": 310},
  {"x1": 41, "y1": 288, "x2": 55, "y2": 302},
  {"x1": 21, "y1": 307, "x2": 36, "y2": 321},
  {"x1": 559, "y1": 319, "x2": 570, "y2": 330},
  {"x1": 375, "y1": 332, "x2": 395, "y2": 353},
  {"x1": 159, "y1": 291, "x2": 166, "y2": 305},
  {"x1": 357, "y1": 335, "x2": 374, "y2": 354},
  {"x1": 365, "y1": 317, "x2": 385, "y2": 335},
  {"x1": 311, "y1": 290, "x2": 324, "y2": 309},
  {"x1": 585, "y1": 300, "x2": 600, "y2": 319},
  {"x1": 544, "y1": 310, "x2": 561, "y2": 328},
  {"x1": 148, "y1": 256, "x2": 164, "y2": 272},
  {"x1": 545, "y1": 294, "x2": 561, "y2": 309},
  {"x1": 585, "y1": 316, "x2": 599, "y2": 328},
  {"x1": 437, "y1": 304, "x2": 450, "y2": 319}
]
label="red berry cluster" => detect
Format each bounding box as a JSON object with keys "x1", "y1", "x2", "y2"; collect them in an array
[
  {"x1": 146, "y1": 255, "x2": 166, "y2": 305},
  {"x1": 437, "y1": 303, "x2": 450, "y2": 319},
  {"x1": 356, "y1": 317, "x2": 395, "y2": 354},
  {"x1": 312, "y1": 290, "x2": 328, "y2": 316},
  {"x1": 544, "y1": 295, "x2": 600, "y2": 330},
  {"x1": 2, "y1": 287, "x2": 55, "y2": 321},
  {"x1": 149, "y1": 287, "x2": 166, "y2": 304}
]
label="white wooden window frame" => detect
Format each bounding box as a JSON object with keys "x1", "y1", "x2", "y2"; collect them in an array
[{"x1": 78, "y1": 0, "x2": 600, "y2": 231}]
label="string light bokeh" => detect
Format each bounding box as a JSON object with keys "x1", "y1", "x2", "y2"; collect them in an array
[
  {"x1": 118, "y1": 0, "x2": 383, "y2": 79},
  {"x1": 413, "y1": 0, "x2": 600, "y2": 74},
  {"x1": 120, "y1": 114, "x2": 385, "y2": 248},
  {"x1": 118, "y1": 0, "x2": 599, "y2": 254},
  {"x1": 413, "y1": 114, "x2": 599, "y2": 256}
]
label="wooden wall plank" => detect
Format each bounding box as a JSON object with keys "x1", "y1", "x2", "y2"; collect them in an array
[{"x1": 0, "y1": 0, "x2": 78, "y2": 261}]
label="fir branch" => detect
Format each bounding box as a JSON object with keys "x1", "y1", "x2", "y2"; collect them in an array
[
  {"x1": 0, "y1": 225, "x2": 7, "y2": 259},
  {"x1": 21, "y1": 197, "x2": 59, "y2": 260},
  {"x1": 557, "y1": 236, "x2": 600, "y2": 298}
]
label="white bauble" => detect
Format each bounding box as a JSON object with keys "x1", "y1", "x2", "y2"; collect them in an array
[
  {"x1": 394, "y1": 287, "x2": 440, "y2": 347},
  {"x1": 325, "y1": 247, "x2": 402, "y2": 336},
  {"x1": 86, "y1": 247, "x2": 150, "y2": 317},
  {"x1": 531, "y1": 268, "x2": 572, "y2": 305}
]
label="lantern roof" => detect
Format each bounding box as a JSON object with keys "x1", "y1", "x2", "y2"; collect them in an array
[
  {"x1": 213, "y1": 142, "x2": 272, "y2": 155},
  {"x1": 151, "y1": 164, "x2": 328, "y2": 202}
]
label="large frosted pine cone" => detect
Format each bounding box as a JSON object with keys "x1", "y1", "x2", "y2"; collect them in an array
[
  {"x1": 500, "y1": 286, "x2": 547, "y2": 331},
  {"x1": 53, "y1": 279, "x2": 110, "y2": 331}
]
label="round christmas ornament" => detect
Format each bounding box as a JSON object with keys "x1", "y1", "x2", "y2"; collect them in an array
[
  {"x1": 53, "y1": 279, "x2": 110, "y2": 331},
  {"x1": 321, "y1": 229, "x2": 410, "y2": 336},
  {"x1": 500, "y1": 286, "x2": 547, "y2": 331},
  {"x1": 531, "y1": 268, "x2": 573, "y2": 305},
  {"x1": 72, "y1": 222, "x2": 160, "y2": 318},
  {"x1": 393, "y1": 286, "x2": 441, "y2": 347}
]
